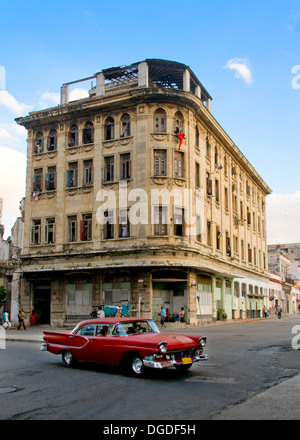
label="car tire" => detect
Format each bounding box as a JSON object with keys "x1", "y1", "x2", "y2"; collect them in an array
[
  {"x1": 127, "y1": 354, "x2": 145, "y2": 376},
  {"x1": 175, "y1": 363, "x2": 192, "y2": 371},
  {"x1": 62, "y1": 350, "x2": 77, "y2": 367}
]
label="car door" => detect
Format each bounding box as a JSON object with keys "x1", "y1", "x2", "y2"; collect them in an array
[
  {"x1": 89, "y1": 324, "x2": 117, "y2": 365},
  {"x1": 72, "y1": 323, "x2": 96, "y2": 361}
]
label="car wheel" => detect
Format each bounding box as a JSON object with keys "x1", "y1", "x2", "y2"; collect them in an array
[
  {"x1": 128, "y1": 354, "x2": 144, "y2": 376},
  {"x1": 62, "y1": 350, "x2": 77, "y2": 367}
]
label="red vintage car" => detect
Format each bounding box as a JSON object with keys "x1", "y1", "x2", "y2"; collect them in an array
[{"x1": 41, "y1": 317, "x2": 208, "y2": 376}]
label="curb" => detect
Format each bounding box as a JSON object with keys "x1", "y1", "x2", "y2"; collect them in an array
[{"x1": 2, "y1": 314, "x2": 287, "y2": 343}]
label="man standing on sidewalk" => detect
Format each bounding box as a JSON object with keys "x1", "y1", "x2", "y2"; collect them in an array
[{"x1": 160, "y1": 306, "x2": 166, "y2": 328}]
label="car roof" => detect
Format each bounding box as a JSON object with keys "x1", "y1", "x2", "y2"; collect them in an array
[{"x1": 79, "y1": 317, "x2": 152, "y2": 326}]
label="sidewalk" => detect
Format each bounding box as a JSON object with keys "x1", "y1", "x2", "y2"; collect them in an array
[{"x1": 1, "y1": 314, "x2": 280, "y2": 344}]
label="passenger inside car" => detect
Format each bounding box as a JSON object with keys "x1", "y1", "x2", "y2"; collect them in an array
[{"x1": 100, "y1": 326, "x2": 109, "y2": 337}]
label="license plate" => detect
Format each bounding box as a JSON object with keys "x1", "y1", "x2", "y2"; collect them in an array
[{"x1": 182, "y1": 357, "x2": 192, "y2": 365}]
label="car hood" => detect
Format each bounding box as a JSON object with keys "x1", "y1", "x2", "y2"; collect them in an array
[{"x1": 126, "y1": 332, "x2": 200, "y2": 350}]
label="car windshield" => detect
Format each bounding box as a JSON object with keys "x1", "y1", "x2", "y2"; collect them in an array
[{"x1": 112, "y1": 320, "x2": 160, "y2": 336}]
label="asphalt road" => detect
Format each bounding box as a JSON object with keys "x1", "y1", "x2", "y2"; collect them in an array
[{"x1": 0, "y1": 315, "x2": 299, "y2": 421}]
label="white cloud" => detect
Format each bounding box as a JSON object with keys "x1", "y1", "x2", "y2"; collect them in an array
[
  {"x1": 0, "y1": 90, "x2": 33, "y2": 116},
  {"x1": 0, "y1": 146, "x2": 26, "y2": 238},
  {"x1": 40, "y1": 91, "x2": 60, "y2": 107},
  {"x1": 224, "y1": 58, "x2": 253, "y2": 84},
  {"x1": 0, "y1": 123, "x2": 27, "y2": 149},
  {"x1": 70, "y1": 87, "x2": 89, "y2": 101},
  {"x1": 40, "y1": 88, "x2": 89, "y2": 108},
  {"x1": 267, "y1": 192, "x2": 300, "y2": 244},
  {"x1": 0, "y1": 127, "x2": 18, "y2": 143}
]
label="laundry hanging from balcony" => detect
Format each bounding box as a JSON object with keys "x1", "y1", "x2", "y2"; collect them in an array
[{"x1": 177, "y1": 132, "x2": 185, "y2": 150}]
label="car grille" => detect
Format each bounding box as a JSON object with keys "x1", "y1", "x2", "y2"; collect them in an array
[{"x1": 170, "y1": 350, "x2": 195, "y2": 360}]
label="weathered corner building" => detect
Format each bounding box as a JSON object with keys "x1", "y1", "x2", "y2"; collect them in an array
[{"x1": 16, "y1": 59, "x2": 271, "y2": 326}]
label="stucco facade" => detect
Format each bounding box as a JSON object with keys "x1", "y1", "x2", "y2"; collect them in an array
[{"x1": 16, "y1": 59, "x2": 271, "y2": 326}]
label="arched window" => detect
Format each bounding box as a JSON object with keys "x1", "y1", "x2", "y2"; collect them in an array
[
  {"x1": 121, "y1": 114, "x2": 130, "y2": 137},
  {"x1": 174, "y1": 111, "x2": 183, "y2": 134},
  {"x1": 195, "y1": 126, "x2": 199, "y2": 148},
  {"x1": 224, "y1": 155, "x2": 228, "y2": 176},
  {"x1": 234, "y1": 282, "x2": 240, "y2": 298},
  {"x1": 34, "y1": 132, "x2": 44, "y2": 154},
  {"x1": 214, "y1": 147, "x2": 218, "y2": 166},
  {"x1": 105, "y1": 117, "x2": 114, "y2": 140},
  {"x1": 154, "y1": 109, "x2": 166, "y2": 133},
  {"x1": 83, "y1": 121, "x2": 94, "y2": 144},
  {"x1": 206, "y1": 136, "x2": 210, "y2": 158},
  {"x1": 47, "y1": 129, "x2": 57, "y2": 151},
  {"x1": 68, "y1": 124, "x2": 78, "y2": 147}
]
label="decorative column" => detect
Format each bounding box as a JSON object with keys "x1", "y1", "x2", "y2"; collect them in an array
[
  {"x1": 138, "y1": 62, "x2": 149, "y2": 88},
  {"x1": 231, "y1": 279, "x2": 235, "y2": 320},
  {"x1": 221, "y1": 277, "x2": 226, "y2": 314},
  {"x1": 60, "y1": 84, "x2": 69, "y2": 105},
  {"x1": 188, "y1": 271, "x2": 198, "y2": 325},
  {"x1": 183, "y1": 69, "x2": 190, "y2": 92},
  {"x1": 96, "y1": 72, "x2": 105, "y2": 97},
  {"x1": 212, "y1": 275, "x2": 216, "y2": 320}
]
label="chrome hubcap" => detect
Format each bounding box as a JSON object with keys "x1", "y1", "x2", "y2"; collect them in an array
[
  {"x1": 64, "y1": 351, "x2": 72, "y2": 365},
  {"x1": 132, "y1": 358, "x2": 143, "y2": 374}
]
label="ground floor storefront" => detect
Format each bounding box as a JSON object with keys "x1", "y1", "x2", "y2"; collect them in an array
[{"x1": 11, "y1": 266, "x2": 270, "y2": 327}]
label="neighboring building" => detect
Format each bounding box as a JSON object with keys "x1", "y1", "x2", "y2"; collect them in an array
[
  {"x1": 0, "y1": 224, "x2": 9, "y2": 263},
  {"x1": 16, "y1": 59, "x2": 271, "y2": 327},
  {"x1": 268, "y1": 244, "x2": 300, "y2": 314},
  {"x1": 268, "y1": 273, "x2": 283, "y2": 314},
  {"x1": 0, "y1": 198, "x2": 25, "y2": 324},
  {"x1": 10, "y1": 198, "x2": 25, "y2": 259}
]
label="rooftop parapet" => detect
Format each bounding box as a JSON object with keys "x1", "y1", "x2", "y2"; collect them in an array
[{"x1": 60, "y1": 59, "x2": 213, "y2": 111}]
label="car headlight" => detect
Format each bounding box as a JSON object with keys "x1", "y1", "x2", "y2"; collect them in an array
[
  {"x1": 198, "y1": 337, "x2": 207, "y2": 347},
  {"x1": 157, "y1": 343, "x2": 168, "y2": 353}
]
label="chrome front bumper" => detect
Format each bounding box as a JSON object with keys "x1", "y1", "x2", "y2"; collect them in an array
[
  {"x1": 40, "y1": 343, "x2": 48, "y2": 351},
  {"x1": 143, "y1": 353, "x2": 208, "y2": 369}
]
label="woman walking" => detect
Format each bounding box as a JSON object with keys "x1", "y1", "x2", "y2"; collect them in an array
[{"x1": 17, "y1": 308, "x2": 26, "y2": 330}]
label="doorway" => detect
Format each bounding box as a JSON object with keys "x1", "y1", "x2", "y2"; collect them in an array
[
  {"x1": 34, "y1": 289, "x2": 51, "y2": 324},
  {"x1": 152, "y1": 282, "x2": 186, "y2": 321}
]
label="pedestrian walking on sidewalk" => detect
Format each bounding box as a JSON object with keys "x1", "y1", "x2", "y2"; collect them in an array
[
  {"x1": 17, "y1": 308, "x2": 26, "y2": 330},
  {"x1": 160, "y1": 306, "x2": 166, "y2": 328},
  {"x1": 1, "y1": 311, "x2": 11, "y2": 329}
]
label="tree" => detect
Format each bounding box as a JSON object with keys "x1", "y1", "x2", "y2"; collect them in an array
[{"x1": 0, "y1": 285, "x2": 7, "y2": 302}]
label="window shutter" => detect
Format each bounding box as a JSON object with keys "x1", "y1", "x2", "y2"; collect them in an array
[
  {"x1": 248, "y1": 247, "x2": 252, "y2": 263},
  {"x1": 66, "y1": 170, "x2": 72, "y2": 187},
  {"x1": 207, "y1": 179, "x2": 212, "y2": 195},
  {"x1": 111, "y1": 163, "x2": 114, "y2": 181},
  {"x1": 68, "y1": 132, "x2": 73, "y2": 146},
  {"x1": 154, "y1": 156, "x2": 159, "y2": 176},
  {"x1": 52, "y1": 223, "x2": 55, "y2": 243},
  {"x1": 127, "y1": 159, "x2": 131, "y2": 179},
  {"x1": 80, "y1": 220, "x2": 85, "y2": 241},
  {"x1": 44, "y1": 225, "x2": 48, "y2": 243}
]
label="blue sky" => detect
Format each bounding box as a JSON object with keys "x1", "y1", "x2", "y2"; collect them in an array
[{"x1": 0, "y1": 0, "x2": 300, "y2": 242}]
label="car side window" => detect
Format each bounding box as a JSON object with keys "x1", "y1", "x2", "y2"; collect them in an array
[
  {"x1": 112, "y1": 323, "x2": 127, "y2": 336},
  {"x1": 76, "y1": 324, "x2": 95, "y2": 336},
  {"x1": 96, "y1": 325, "x2": 112, "y2": 337}
]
